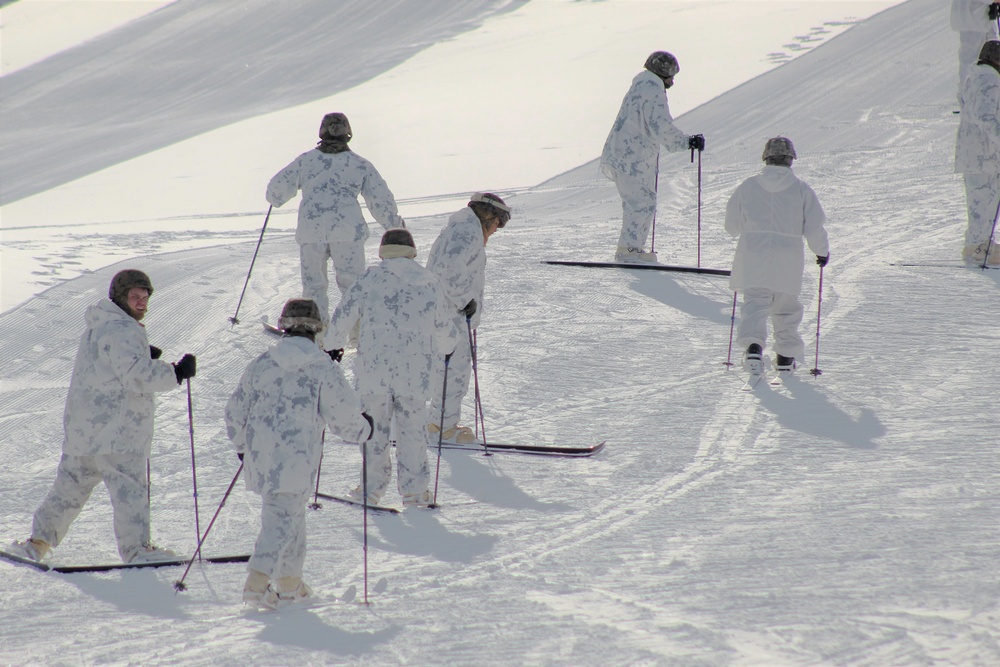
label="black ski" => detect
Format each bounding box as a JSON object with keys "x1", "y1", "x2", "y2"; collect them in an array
[
  {"x1": 890, "y1": 262, "x2": 999, "y2": 270},
  {"x1": 543, "y1": 260, "x2": 730, "y2": 277},
  {"x1": 0, "y1": 550, "x2": 250, "y2": 573},
  {"x1": 316, "y1": 493, "x2": 401, "y2": 514},
  {"x1": 435, "y1": 440, "x2": 607, "y2": 457}
]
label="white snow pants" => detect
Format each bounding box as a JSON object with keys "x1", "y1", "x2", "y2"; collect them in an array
[
  {"x1": 31, "y1": 452, "x2": 150, "y2": 561},
  {"x1": 429, "y1": 315, "x2": 473, "y2": 431},
  {"x1": 613, "y1": 171, "x2": 658, "y2": 250},
  {"x1": 962, "y1": 173, "x2": 1000, "y2": 245},
  {"x1": 248, "y1": 490, "x2": 309, "y2": 580},
  {"x1": 737, "y1": 288, "x2": 806, "y2": 361},
  {"x1": 299, "y1": 241, "x2": 366, "y2": 322},
  {"x1": 359, "y1": 393, "x2": 431, "y2": 500}
]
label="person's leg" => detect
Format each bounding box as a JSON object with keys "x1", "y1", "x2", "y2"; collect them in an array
[
  {"x1": 394, "y1": 396, "x2": 431, "y2": 503},
  {"x1": 30, "y1": 454, "x2": 103, "y2": 551},
  {"x1": 100, "y1": 452, "x2": 154, "y2": 562},
  {"x1": 429, "y1": 315, "x2": 472, "y2": 432},
  {"x1": 356, "y1": 394, "x2": 393, "y2": 503},
  {"x1": 299, "y1": 242, "x2": 332, "y2": 322},
  {"x1": 770, "y1": 292, "x2": 806, "y2": 363},
  {"x1": 615, "y1": 174, "x2": 657, "y2": 251}
]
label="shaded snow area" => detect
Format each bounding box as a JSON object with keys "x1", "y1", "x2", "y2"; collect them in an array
[{"x1": 2, "y1": 0, "x2": 999, "y2": 666}]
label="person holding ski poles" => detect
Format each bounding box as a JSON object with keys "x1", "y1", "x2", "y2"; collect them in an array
[
  {"x1": 326, "y1": 229, "x2": 458, "y2": 508},
  {"x1": 7, "y1": 270, "x2": 196, "y2": 565},
  {"x1": 725, "y1": 137, "x2": 829, "y2": 377},
  {"x1": 600, "y1": 50, "x2": 705, "y2": 264},
  {"x1": 265, "y1": 112, "x2": 406, "y2": 341},
  {"x1": 425, "y1": 192, "x2": 510, "y2": 445},
  {"x1": 956, "y1": 40, "x2": 1000, "y2": 266},
  {"x1": 225, "y1": 298, "x2": 372, "y2": 610},
  {"x1": 951, "y1": 1, "x2": 1000, "y2": 107}
]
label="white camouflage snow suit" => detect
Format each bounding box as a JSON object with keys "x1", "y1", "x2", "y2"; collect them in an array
[
  {"x1": 600, "y1": 69, "x2": 690, "y2": 251},
  {"x1": 225, "y1": 335, "x2": 371, "y2": 582},
  {"x1": 266, "y1": 149, "x2": 405, "y2": 321},
  {"x1": 951, "y1": 0, "x2": 1000, "y2": 105},
  {"x1": 425, "y1": 207, "x2": 488, "y2": 435},
  {"x1": 955, "y1": 60, "x2": 1000, "y2": 249},
  {"x1": 328, "y1": 257, "x2": 458, "y2": 502},
  {"x1": 30, "y1": 298, "x2": 180, "y2": 563},
  {"x1": 726, "y1": 165, "x2": 829, "y2": 362}
]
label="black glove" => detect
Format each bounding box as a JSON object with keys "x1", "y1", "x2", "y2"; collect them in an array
[
  {"x1": 362, "y1": 412, "x2": 374, "y2": 441},
  {"x1": 237, "y1": 452, "x2": 244, "y2": 462},
  {"x1": 462, "y1": 299, "x2": 477, "y2": 318},
  {"x1": 173, "y1": 354, "x2": 197, "y2": 384},
  {"x1": 990, "y1": 3, "x2": 1000, "y2": 21},
  {"x1": 326, "y1": 348, "x2": 344, "y2": 363},
  {"x1": 688, "y1": 134, "x2": 706, "y2": 151},
  {"x1": 149, "y1": 346, "x2": 162, "y2": 360},
  {"x1": 816, "y1": 254, "x2": 829, "y2": 267}
]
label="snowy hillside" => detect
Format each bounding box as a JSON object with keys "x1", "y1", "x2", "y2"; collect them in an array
[{"x1": 2, "y1": 0, "x2": 999, "y2": 666}]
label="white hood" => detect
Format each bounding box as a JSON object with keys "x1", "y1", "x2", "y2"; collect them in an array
[{"x1": 754, "y1": 165, "x2": 797, "y2": 193}]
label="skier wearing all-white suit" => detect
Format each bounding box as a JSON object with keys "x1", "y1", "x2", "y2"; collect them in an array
[
  {"x1": 600, "y1": 51, "x2": 703, "y2": 264},
  {"x1": 726, "y1": 137, "x2": 829, "y2": 374},
  {"x1": 225, "y1": 298, "x2": 372, "y2": 609},
  {"x1": 266, "y1": 112, "x2": 405, "y2": 324},
  {"x1": 951, "y1": 0, "x2": 1000, "y2": 106},
  {"x1": 955, "y1": 40, "x2": 1000, "y2": 265},
  {"x1": 425, "y1": 193, "x2": 510, "y2": 445},
  {"x1": 7, "y1": 270, "x2": 196, "y2": 565},
  {"x1": 326, "y1": 229, "x2": 458, "y2": 507}
]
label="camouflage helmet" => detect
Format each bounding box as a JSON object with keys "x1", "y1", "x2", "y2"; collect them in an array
[
  {"x1": 279, "y1": 298, "x2": 324, "y2": 334},
  {"x1": 979, "y1": 40, "x2": 1000, "y2": 67},
  {"x1": 319, "y1": 112, "x2": 352, "y2": 140},
  {"x1": 468, "y1": 192, "x2": 511, "y2": 228},
  {"x1": 380, "y1": 228, "x2": 415, "y2": 248},
  {"x1": 644, "y1": 51, "x2": 680, "y2": 79},
  {"x1": 762, "y1": 136, "x2": 797, "y2": 162},
  {"x1": 109, "y1": 269, "x2": 153, "y2": 307}
]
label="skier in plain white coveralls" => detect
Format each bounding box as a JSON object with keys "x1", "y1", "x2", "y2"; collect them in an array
[
  {"x1": 7, "y1": 270, "x2": 197, "y2": 565},
  {"x1": 425, "y1": 193, "x2": 510, "y2": 445},
  {"x1": 225, "y1": 298, "x2": 372, "y2": 609},
  {"x1": 951, "y1": 0, "x2": 1000, "y2": 106},
  {"x1": 326, "y1": 229, "x2": 458, "y2": 508},
  {"x1": 600, "y1": 51, "x2": 704, "y2": 264},
  {"x1": 266, "y1": 112, "x2": 405, "y2": 327},
  {"x1": 955, "y1": 40, "x2": 1000, "y2": 265},
  {"x1": 726, "y1": 138, "x2": 830, "y2": 375}
]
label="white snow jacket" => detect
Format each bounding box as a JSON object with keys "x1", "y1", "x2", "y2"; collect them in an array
[
  {"x1": 266, "y1": 149, "x2": 404, "y2": 245},
  {"x1": 328, "y1": 258, "x2": 458, "y2": 401},
  {"x1": 600, "y1": 69, "x2": 690, "y2": 183},
  {"x1": 62, "y1": 299, "x2": 179, "y2": 457},
  {"x1": 956, "y1": 64, "x2": 1000, "y2": 174},
  {"x1": 951, "y1": 0, "x2": 999, "y2": 35},
  {"x1": 426, "y1": 207, "x2": 487, "y2": 329},
  {"x1": 725, "y1": 165, "x2": 829, "y2": 295},
  {"x1": 225, "y1": 335, "x2": 370, "y2": 496}
]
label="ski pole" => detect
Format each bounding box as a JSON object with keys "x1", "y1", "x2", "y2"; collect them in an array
[
  {"x1": 723, "y1": 291, "x2": 738, "y2": 368},
  {"x1": 186, "y1": 379, "x2": 202, "y2": 559},
  {"x1": 810, "y1": 265, "x2": 825, "y2": 377},
  {"x1": 309, "y1": 432, "x2": 324, "y2": 510},
  {"x1": 432, "y1": 354, "x2": 451, "y2": 507},
  {"x1": 467, "y1": 318, "x2": 489, "y2": 455},
  {"x1": 650, "y1": 151, "x2": 660, "y2": 253},
  {"x1": 361, "y1": 426, "x2": 370, "y2": 605},
  {"x1": 229, "y1": 205, "x2": 272, "y2": 326},
  {"x1": 696, "y1": 147, "x2": 703, "y2": 268},
  {"x1": 980, "y1": 197, "x2": 1000, "y2": 270},
  {"x1": 173, "y1": 463, "x2": 243, "y2": 592}
]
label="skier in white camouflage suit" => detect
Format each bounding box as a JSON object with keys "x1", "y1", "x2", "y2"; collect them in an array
[
  {"x1": 266, "y1": 112, "x2": 406, "y2": 329},
  {"x1": 425, "y1": 193, "x2": 510, "y2": 445},
  {"x1": 7, "y1": 270, "x2": 196, "y2": 565},
  {"x1": 326, "y1": 229, "x2": 458, "y2": 507},
  {"x1": 955, "y1": 40, "x2": 1000, "y2": 265},
  {"x1": 600, "y1": 51, "x2": 704, "y2": 264},
  {"x1": 726, "y1": 137, "x2": 829, "y2": 377},
  {"x1": 951, "y1": 0, "x2": 1000, "y2": 106},
  {"x1": 225, "y1": 298, "x2": 372, "y2": 609}
]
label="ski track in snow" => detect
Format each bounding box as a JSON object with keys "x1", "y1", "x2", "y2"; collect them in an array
[{"x1": 2, "y1": 1, "x2": 1000, "y2": 665}]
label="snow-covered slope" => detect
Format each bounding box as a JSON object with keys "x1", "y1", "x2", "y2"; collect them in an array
[{"x1": 1, "y1": 0, "x2": 998, "y2": 665}]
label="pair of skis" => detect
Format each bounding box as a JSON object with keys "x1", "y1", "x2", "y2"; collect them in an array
[{"x1": 0, "y1": 550, "x2": 249, "y2": 574}]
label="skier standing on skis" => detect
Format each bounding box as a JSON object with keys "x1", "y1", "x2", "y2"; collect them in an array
[
  {"x1": 951, "y1": 1, "x2": 1000, "y2": 107},
  {"x1": 725, "y1": 137, "x2": 829, "y2": 377},
  {"x1": 225, "y1": 298, "x2": 372, "y2": 609},
  {"x1": 7, "y1": 270, "x2": 196, "y2": 565},
  {"x1": 600, "y1": 50, "x2": 705, "y2": 264},
  {"x1": 425, "y1": 192, "x2": 510, "y2": 444},
  {"x1": 326, "y1": 229, "x2": 458, "y2": 508},
  {"x1": 265, "y1": 112, "x2": 406, "y2": 334},
  {"x1": 955, "y1": 40, "x2": 1000, "y2": 265}
]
